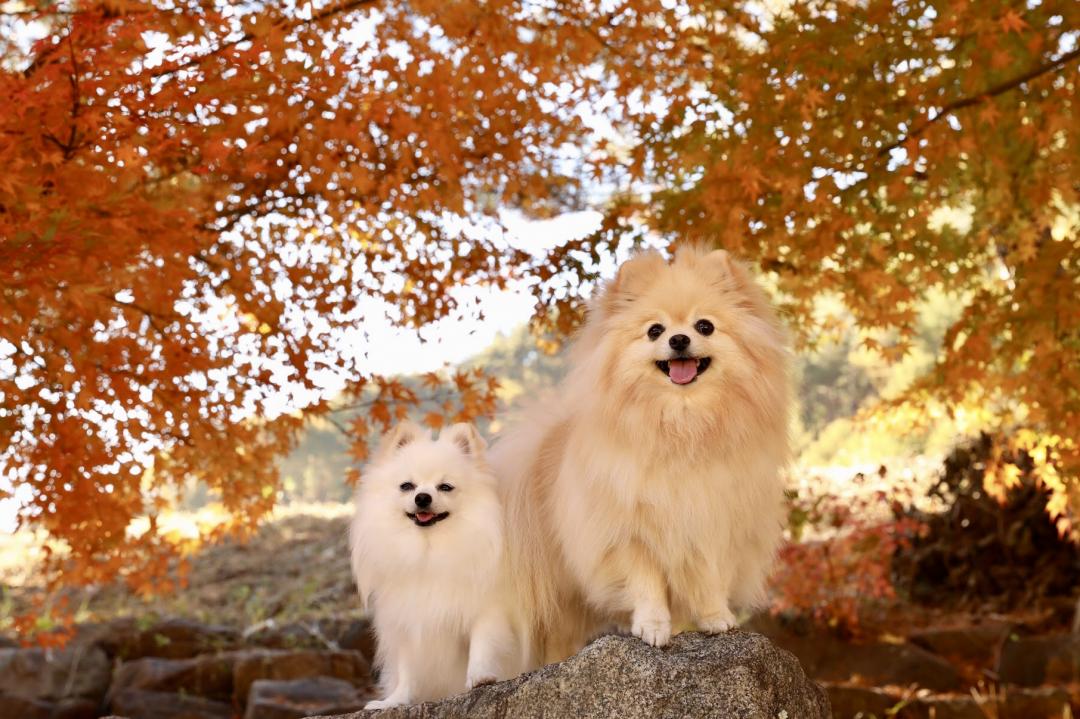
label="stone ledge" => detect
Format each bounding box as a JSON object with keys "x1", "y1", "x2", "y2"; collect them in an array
[{"x1": 314, "y1": 630, "x2": 830, "y2": 719}]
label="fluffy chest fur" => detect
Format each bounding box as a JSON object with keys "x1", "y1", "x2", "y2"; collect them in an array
[
  {"x1": 351, "y1": 502, "x2": 505, "y2": 636},
  {"x1": 560, "y1": 430, "x2": 781, "y2": 555}
]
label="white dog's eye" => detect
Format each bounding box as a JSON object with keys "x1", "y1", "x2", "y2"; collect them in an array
[
  {"x1": 437, "y1": 483, "x2": 454, "y2": 492},
  {"x1": 399, "y1": 481, "x2": 415, "y2": 491}
]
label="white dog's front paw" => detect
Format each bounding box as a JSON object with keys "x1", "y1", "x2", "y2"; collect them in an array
[
  {"x1": 631, "y1": 608, "x2": 671, "y2": 647},
  {"x1": 365, "y1": 697, "x2": 403, "y2": 711},
  {"x1": 466, "y1": 672, "x2": 498, "y2": 690},
  {"x1": 698, "y1": 605, "x2": 737, "y2": 634}
]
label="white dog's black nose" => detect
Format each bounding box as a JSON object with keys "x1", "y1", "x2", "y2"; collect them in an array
[
  {"x1": 669, "y1": 334, "x2": 690, "y2": 352},
  {"x1": 414, "y1": 493, "x2": 432, "y2": 508}
]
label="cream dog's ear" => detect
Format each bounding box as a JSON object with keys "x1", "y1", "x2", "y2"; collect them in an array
[
  {"x1": 700, "y1": 247, "x2": 756, "y2": 291},
  {"x1": 441, "y1": 422, "x2": 487, "y2": 457},
  {"x1": 376, "y1": 420, "x2": 426, "y2": 459},
  {"x1": 613, "y1": 251, "x2": 666, "y2": 296},
  {"x1": 699, "y1": 248, "x2": 785, "y2": 335},
  {"x1": 599, "y1": 251, "x2": 666, "y2": 317}
]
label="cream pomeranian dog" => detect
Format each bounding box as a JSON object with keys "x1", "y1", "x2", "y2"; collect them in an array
[
  {"x1": 491, "y1": 246, "x2": 790, "y2": 662},
  {"x1": 350, "y1": 421, "x2": 525, "y2": 708}
]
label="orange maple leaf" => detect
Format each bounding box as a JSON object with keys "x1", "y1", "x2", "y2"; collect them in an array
[{"x1": 998, "y1": 10, "x2": 1027, "y2": 34}]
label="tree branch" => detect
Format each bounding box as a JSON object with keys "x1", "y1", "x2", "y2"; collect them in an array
[
  {"x1": 61, "y1": 31, "x2": 82, "y2": 159},
  {"x1": 878, "y1": 47, "x2": 1080, "y2": 157},
  {"x1": 149, "y1": 0, "x2": 381, "y2": 81}
]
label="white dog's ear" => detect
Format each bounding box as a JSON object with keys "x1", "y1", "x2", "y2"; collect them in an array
[
  {"x1": 441, "y1": 422, "x2": 487, "y2": 457},
  {"x1": 377, "y1": 420, "x2": 425, "y2": 458}
]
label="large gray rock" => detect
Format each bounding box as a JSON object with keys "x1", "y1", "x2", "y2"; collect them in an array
[{"x1": 314, "y1": 631, "x2": 829, "y2": 719}]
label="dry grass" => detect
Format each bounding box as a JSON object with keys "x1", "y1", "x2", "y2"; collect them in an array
[{"x1": 0, "y1": 503, "x2": 362, "y2": 634}]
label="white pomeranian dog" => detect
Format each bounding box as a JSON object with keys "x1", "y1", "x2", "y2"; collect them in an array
[
  {"x1": 350, "y1": 421, "x2": 525, "y2": 709},
  {"x1": 491, "y1": 247, "x2": 791, "y2": 662}
]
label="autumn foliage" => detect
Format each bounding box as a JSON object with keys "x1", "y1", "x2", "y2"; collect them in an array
[{"x1": 1, "y1": 0, "x2": 1078, "y2": 610}]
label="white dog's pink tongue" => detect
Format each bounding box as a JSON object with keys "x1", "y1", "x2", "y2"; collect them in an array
[
  {"x1": 416, "y1": 512, "x2": 434, "y2": 522},
  {"x1": 668, "y1": 359, "x2": 698, "y2": 385}
]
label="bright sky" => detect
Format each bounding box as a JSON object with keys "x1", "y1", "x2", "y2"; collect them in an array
[
  {"x1": 252, "y1": 209, "x2": 607, "y2": 416},
  {"x1": 349, "y1": 210, "x2": 602, "y2": 376}
]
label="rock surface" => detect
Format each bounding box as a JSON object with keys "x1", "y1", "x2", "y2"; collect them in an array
[
  {"x1": 0, "y1": 644, "x2": 112, "y2": 703},
  {"x1": 99, "y1": 618, "x2": 242, "y2": 661},
  {"x1": 825, "y1": 682, "x2": 1074, "y2": 719},
  {"x1": 0, "y1": 643, "x2": 110, "y2": 719},
  {"x1": 244, "y1": 676, "x2": 370, "y2": 719},
  {"x1": 109, "y1": 688, "x2": 234, "y2": 719},
  {"x1": 745, "y1": 611, "x2": 963, "y2": 691},
  {"x1": 0, "y1": 695, "x2": 99, "y2": 719},
  {"x1": 105, "y1": 647, "x2": 372, "y2": 712},
  {"x1": 108, "y1": 653, "x2": 237, "y2": 702},
  {"x1": 233, "y1": 649, "x2": 372, "y2": 700},
  {"x1": 244, "y1": 618, "x2": 376, "y2": 661},
  {"x1": 313, "y1": 631, "x2": 830, "y2": 719},
  {"x1": 907, "y1": 621, "x2": 1012, "y2": 671},
  {"x1": 997, "y1": 632, "x2": 1080, "y2": 686}
]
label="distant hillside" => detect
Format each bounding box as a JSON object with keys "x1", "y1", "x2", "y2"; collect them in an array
[
  {"x1": 179, "y1": 291, "x2": 963, "y2": 509},
  {"x1": 267, "y1": 326, "x2": 565, "y2": 507}
]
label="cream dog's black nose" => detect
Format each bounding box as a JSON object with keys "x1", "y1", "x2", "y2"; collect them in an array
[
  {"x1": 414, "y1": 493, "x2": 432, "y2": 508},
  {"x1": 669, "y1": 334, "x2": 690, "y2": 352}
]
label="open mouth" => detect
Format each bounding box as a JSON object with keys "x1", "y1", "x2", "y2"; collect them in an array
[
  {"x1": 406, "y1": 511, "x2": 450, "y2": 528},
  {"x1": 655, "y1": 357, "x2": 712, "y2": 385}
]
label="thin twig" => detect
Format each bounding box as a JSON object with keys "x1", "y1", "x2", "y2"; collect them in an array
[
  {"x1": 148, "y1": 0, "x2": 381, "y2": 81},
  {"x1": 878, "y1": 47, "x2": 1080, "y2": 157}
]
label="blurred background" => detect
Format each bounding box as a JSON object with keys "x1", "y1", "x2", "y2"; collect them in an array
[{"x1": 1, "y1": 0, "x2": 1078, "y2": 717}]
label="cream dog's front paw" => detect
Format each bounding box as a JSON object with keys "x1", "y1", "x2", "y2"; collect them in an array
[
  {"x1": 466, "y1": 672, "x2": 498, "y2": 690},
  {"x1": 698, "y1": 604, "x2": 737, "y2": 633},
  {"x1": 631, "y1": 606, "x2": 671, "y2": 647}
]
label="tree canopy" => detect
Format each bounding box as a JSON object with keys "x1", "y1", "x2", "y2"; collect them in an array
[
  {"x1": 631, "y1": 0, "x2": 1080, "y2": 531},
  {"x1": 1, "y1": 0, "x2": 1077, "y2": 609}
]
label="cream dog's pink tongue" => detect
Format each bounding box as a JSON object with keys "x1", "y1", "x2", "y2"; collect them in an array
[
  {"x1": 416, "y1": 512, "x2": 434, "y2": 522},
  {"x1": 668, "y1": 358, "x2": 698, "y2": 384}
]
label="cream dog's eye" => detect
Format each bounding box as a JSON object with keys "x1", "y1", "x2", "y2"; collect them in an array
[
  {"x1": 399, "y1": 481, "x2": 415, "y2": 492},
  {"x1": 437, "y1": 483, "x2": 454, "y2": 492},
  {"x1": 694, "y1": 319, "x2": 714, "y2": 336},
  {"x1": 647, "y1": 323, "x2": 665, "y2": 340}
]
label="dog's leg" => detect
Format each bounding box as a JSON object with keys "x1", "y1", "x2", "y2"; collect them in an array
[
  {"x1": 691, "y1": 563, "x2": 737, "y2": 633},
  {"x1": 697, "y1": 602, "x2": 736, "y2": 632},
  {"x1": 620, "y1": 541, "x2": 671, "y2": 647},
  {"x1": 629, "y1": 581, "x2": 671, "y2": 647},
  {"x1": 364, "y1": 643, "x2": 415, "y2": 710},
  {"x1": 466, "y1": 608, "x2": 514, "y2": 689}
]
